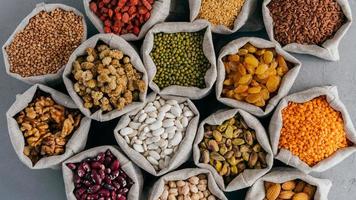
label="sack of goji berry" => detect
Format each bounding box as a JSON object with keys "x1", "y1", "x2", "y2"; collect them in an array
[
  {"x1": 193, "y1": 108, "x2": 273, "y2": 192},
  {"x1": 6, "y1": 84, "x2": 91, "y2": 169},
  {"x1": 269, "y1": 86, "x2": 356, "y2": 174},
  {"x1": 63, "y1": 33, "x2": 148, "y2": 122},
  {"x1": 262, "y1": 0, "x2": 352, "y2": 61},
  {"x1": 83, "y1": 0, "x2": 170, "y2": 41},
  {"x1": 62, "y1": 145, "x2": 144, "y2": 200},
  {"x1": 141, "y1": 20, "x2": 217, "y2": 100},
  {"x1": 216, "y1": 37, "x2": 301, "y2": 117},
  {"x1": 245, "y1": 168, "x2": 332, "y2": 200}
]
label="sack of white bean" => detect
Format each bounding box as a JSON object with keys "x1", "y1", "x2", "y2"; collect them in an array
[{"x1": 114, "y1": 93, "x2": 199, "y2": 176}]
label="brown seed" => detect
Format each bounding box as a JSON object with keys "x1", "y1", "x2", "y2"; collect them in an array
[{"x1": 266, "y1": 183, "x2": 281, "y2": 200}]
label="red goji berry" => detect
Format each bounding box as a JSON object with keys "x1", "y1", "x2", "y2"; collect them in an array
[
  {"x1": 133, "y1": 26, "x2": 140, "y2": 35},
  {"x1": 111, "y1": 0, "x2": 117, "y2": 6},
  {"x1": 114, "y1": 12, "x2": 122, "y2": 20},
  {"x1": 103, "y1": 0, "x2": 111, "y2": 4},
  {"x1": 117, "y1": 0, "x2": 127, "y2": 8},
  {"x1": 104, "y1": 26, "x2": 111, "y2": 33},
  {"x1": 122, "y1": 5, "x2": 129, "y2": 12},
  {"x1": 122, "y1": 12, "x2": 129, "y2": 23},
  {"x1": 130, "y1": 0, "x2": 139, "y2": 6},
  {"x1": 104, "y1": 19, "x2": 112, "y2": 26},
  {"x1": 144, "y1": 12, "x2": 150, "y2": 20},
  {"x1": 142, "y1": 0, "x2": 152, "y2": 10},
  {"x1": 98, "y1": 2, "x2": 105, "y2": 8},
  {"x1": 108, "y1": 9, "x2": 114, "y2": 17},
  {"x1": 138, "y1": 6, "x2": 148, "y2": 14},
  {"x1": 89, "y1": 2, "x2": 98, "y2": 13},
  {"x1": 128, "y1": 6, "x2": 136, "y2": 15}
]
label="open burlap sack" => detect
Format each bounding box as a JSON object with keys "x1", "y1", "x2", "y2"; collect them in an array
[
  {"x1": 245, "y1": 168, "x2": 332, "y2": 200},
  {"x1": 262, "y1": 0, "x2": 352, "y2": 61},
  {"x1": 189, "y1": 0, "x2": 259, "y2": 34},
  {"x1": 141, "y1": 20, "x2": 216, "y2": 100},
  {"x1": 216, "y1": 37, "x2": 301, "y2": 117},
  {"x1": 269, "y1": 86, "x2": 356, "y2": 174},
  {"x1": 83, "y1": 0, "x2": 170, "y2": 41},
  {"x1": 193, "y1": 109, "x2": 273, "y2": 192},
  {"x1": 114, "y1": 92, "x2": 200, "y2": 176},
  {"x1": 63, "y1": 33, "x2": 148, "y2": 122},
  {"x1": 2, "y1": 2, "x2": 87, "y2": 85},
  {"x1": 6, "y1": 84, "x2": 91, "y2": 169},
  {"x1": 148, "y1": 168, "x2": 227, "y2": 200},
  {"x1": 62, "y1": 145, "x2": 143, "y2": 200}
]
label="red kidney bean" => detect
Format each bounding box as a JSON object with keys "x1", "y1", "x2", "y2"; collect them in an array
[
  {"x1": 88, "y1": 184, "x2": 101, "y2": 194},
  {"x1": 110, "y1": 160, "x2": 120, "y2": 171},
  {"x1": 67, "y1": 163, "x2": 77, "y2": 170},
  {"x1": 87, "y1": 194, "x2": 99, "y2": 200},
  {"x1": 98, "y1": 189, "x2": 111, "y2": 197},
  {"x1": 117, "y1": 194, "x2": 126, "y2": 200},
  {"x1": 112, "y1": 181, "x2": 121, "y2": 190}
]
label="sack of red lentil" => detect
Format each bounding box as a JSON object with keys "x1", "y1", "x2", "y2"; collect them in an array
[
  {"x1": 216, "y1": 37, "x2": 301, "y2": 117},
  {"x1": 63, "y1": 33, "x2": 148, "y2": 122},
  {"x1": 2, "y1": 2, "x2": 87, "y2": 85},
  {"x1": 269, "y1": 86, "x2": 356, "y2": 174},
  {"x1": 245, "y1": 168, "x2": 332, "y2": 200},
  {"x1": 141, "y1": 20, "x2": 217, "y2": 100},
  {"x1": 148, "y1": 168, "x2": 227, "y2": 200},
  {"x1": 262, "y1": 0, "x2": 352, "y2": 61},
  {"x1": 62, "y1": 145, "x2": 144, "y2": 200},
  {"x1": 114, "y1": 92, "x2": 200, "y2": 176},
  {"x1": 6, "y1": 84, "x2": 91, "y2": 169},
  {"x1": 83, "y1": 0, "x2": 170, "y2": 41}
]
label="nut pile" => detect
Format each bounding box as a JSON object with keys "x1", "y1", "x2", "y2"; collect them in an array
[
  {"x1": 16, "y1": 93, "x2": 82, "y2": 164},
  {"x1": 197, "y1": 0, "x2": 245, "y2": 29},
  {"x1": 66, "y1": 149, "x2": 134, "y2": 200},
  {"x1": 150, "y1": 31, "x2": 211, "y2": 89},
  {"x1": 199, "y1": 114, "x2": 267, "y2": 184},
  {"x1": 120, "y1": 96, "x2": 194, "y2": 171},
  {"x1": 267, "y1": 0, "x2": 345, "y2": 46},
  {"x1": 5, "y1": 8, "x2": 84, "y2": 77},
  {"x1": 265, "y1": 180, "x2": 316, "y2": 200},
  {"x1": 222, "y1": 43, "x2": 291, "y2": 107},
  {"x1": 279, "y1": 96, "x2": 350, "y2": 166},
  {"x1": 89, "y1": 0, "x2": 155, "y2": 35},
  {"x1": 158, "y1": 174, "x2": 217, "y2": 200},
  {"x1": 72, "y1": 43, "x2": 146, "y2": 112}
]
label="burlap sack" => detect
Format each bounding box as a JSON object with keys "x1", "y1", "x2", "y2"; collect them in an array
[
  {"x1": 2, "y1": 2, "x2": 87, "y2": 85},
  {"x1": 148, "y1": 168, "x2": 227, "y2": 200},
  {"x1": 269, "y1": 86, "x2": 356, "y2": 174},
  {"x1": 83, "y1": 0, "x2": 170, "y2": 41},
  {"x1": 63, "y1": 33, "x2": 148, "y2": 122},
  {"x1": 6, "y1": 84, "x2": 91, "y2": 169},
  {"x1": 193, "y1": 109, "x2": 273, "y2": 192},
  {"x1": 188, "y1": 0, "x2": 259, "y2": 34},
  {"x1": 62, "y1": 145, "x2": 143, "y2": 200},
  {"x1": 114, "y1": 92, "x2": 200, "y2": 176},
  {"x1": 141, "y1": 20, "x2": 216, "y2": 100},
  {"x1": 216, "y1": 37, "x2": 301, "y2": 117},
  {"x1": 245, "y1": 168, "x2": 332, "y2": 200},
  {"x1": 262, "y1": 0, "x2": 352, "y2": 61}
]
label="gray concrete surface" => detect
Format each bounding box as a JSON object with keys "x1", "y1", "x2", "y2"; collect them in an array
[{"x1": 0, "y1": 0, "x2": 355, "y2": 199}]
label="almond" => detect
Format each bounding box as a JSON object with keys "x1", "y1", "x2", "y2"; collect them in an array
[
  {"x1": 279, "y1": 190, "x2": 295, "y2": 199},
  {"x1": 303, "y1": 184, "x2": 316, "y2": 199},
  {"x1": 294, "y1": 181, "x2": 306, "y2": 193},
  {"x1": 266, "y1": 183, "x2": 281, "y2": 200},
  {"x1": 282, "y1": 181, "x2": 296, "y2": 191},
  {"x1": 264, "y1": 181, "x2": 274, "y2": 190},
  {"x1": 292, "y1": 192, "x2": 309, "y2": 200}
]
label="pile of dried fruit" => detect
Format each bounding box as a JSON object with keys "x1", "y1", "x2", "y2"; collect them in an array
[
  {"x1": 264, "y1": 180, "x2": 316, "y2": 200},
  {"x1": 222, "y1": 43, "x2": 291, "y2": 107},
  {"x1": 66, "y1": 149, "x2": 134, "y2": 200},
  {"x1": 279, "y1": 96, "x2": 350, "y2": 166},
  {"x1": 72, "y1": 42, "x2": 146, "y2": 112},
  {"x1": 199, "y1": 114, "x2": 267, "y2": 183},
  {"x1": 16, "y1": 93, "x2": 82, "y2": 164},
  {"x1": 89, "y1": 0, "x2": 155, "y2": 35},
  {"x1": 5, "y1": 8, "x2": 84, "y2": 77}
]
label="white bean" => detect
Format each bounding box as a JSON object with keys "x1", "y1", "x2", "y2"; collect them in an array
[
  {"x1": 133, "y1": 143, "x2": 144, "y2": 153},
  {"x1": 120, "y1": 127, "x2": 133, "y2": 136}
]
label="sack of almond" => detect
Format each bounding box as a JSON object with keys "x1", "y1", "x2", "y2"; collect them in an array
[
  {"x1": 269, "y1": 86, "x2": 356, "y2": 174},
  {"x1": 245, "y1": 168, "x2": 332, "y2": 200},
  {"x1": 141, "y1": 20, "x2": 216, "y2": 100},
  {"x1": 216, "y1": 37, "x2": 301, "y2": 117},
  {"x1": 63, "y1": 33, "x2": 148, "y2": 122},
  {"x1": 148, "y1": 168, "x2": 227, "y2": 200},
  {"x1": 193, "y1": 109, "x2": 273, "y2": 192},
  {"x1": 6, "y1": 84, "x2": 91, "y2": 169},
  {"x1": 2, "y1": 2, "x2": 87, "y2": 85},
  {"x1": 262, "y1": 0, "x2": 352, "y2": 61},
  {"x1": 114, "y1": 92, "x2": 199, "y2": 176}
]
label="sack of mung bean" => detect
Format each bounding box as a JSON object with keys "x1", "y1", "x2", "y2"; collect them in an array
[
  {"x1": 141, "y1": 20, "x2": 216, "y2": 100},
  {"x1": 216, "y1": 37, "x2": 301, "y2": 117},
  {"x1": 269, "y1": 86, "x2": 356, "y2": 174},
  {"x1": 63, "y1": 33, "x2": 148, "y2": 122},
  {"x1": 262, "y1": 0, "x2": 352, "y2": 61},
  {"x1": 83, "y1": 0, "x2": 170, "y2": 41},
  {"x1": 245, "y1": 168, "x2": 332, "y2": 200},
  {"x1": 62, "y1": 145, "x2": 143, "y2": 200},
  {"x1": 193, "y1": 109, "x2": 273, "y2": 192},
  {"x1": 114, "y1": 92, "x2": 199, "y2": 176},
  {"x1": 148, "y1": 168, "x2": 227, "y2": 200},
  {"x1": 189, "y1": 0, "x2": 259, "y2": 34},
  {"x1": 2, "y1": 2, "x2": 87, "y2": 85},
  {"x1": 6, "y1": 84, "x2": 91, "y2": 169}
]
